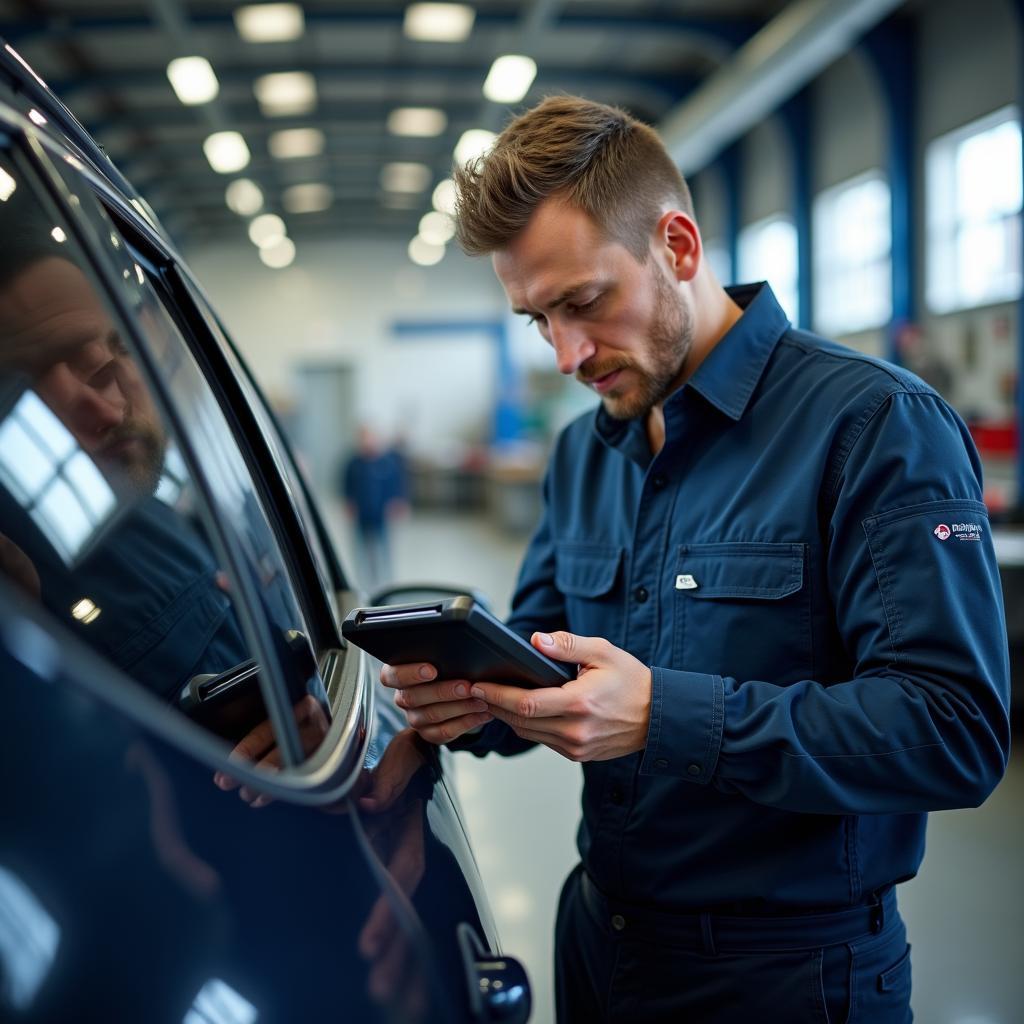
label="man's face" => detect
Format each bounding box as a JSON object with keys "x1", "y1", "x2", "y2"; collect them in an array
[
  {"x1": 0, "y1": 257, "x2": 166, "y2": 494},
  {"x1": 493, "y1": 200, "x2": 694, "y2": 420}
]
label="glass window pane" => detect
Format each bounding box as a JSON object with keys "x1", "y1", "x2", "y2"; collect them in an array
[
  {"x1": 0, "y1": 149, "x2": 329, "y2": 765},
  {"x1": 738, "y1": 214, "x2": 799, "y2": 323}
]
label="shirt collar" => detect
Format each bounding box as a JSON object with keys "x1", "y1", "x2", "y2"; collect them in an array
[
  {"x1": 682, "y1": 281, "x2": 790, "y2": 422},
  {"x1": 594, "y1": 281, "x2": 790, "y2": 449}
]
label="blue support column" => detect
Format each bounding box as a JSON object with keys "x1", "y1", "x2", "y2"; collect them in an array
[
  {"x1": 780, "y1": 91, "x2": 813, "y2": 331},
  {"x1": 861, "y1": 18, "x2": 917, "y2": 366},
  {"x1": 716, "y1": 143, "x2": 742, "y2": 285}
]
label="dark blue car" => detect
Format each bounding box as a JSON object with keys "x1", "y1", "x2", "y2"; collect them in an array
[{"x1": 0, "y1": 40, "x2": 529, "y2": 1024}]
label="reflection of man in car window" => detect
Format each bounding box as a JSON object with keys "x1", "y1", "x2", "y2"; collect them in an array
[{"x1": 0, "y1": 194, "x2": 249, "y2": 705}]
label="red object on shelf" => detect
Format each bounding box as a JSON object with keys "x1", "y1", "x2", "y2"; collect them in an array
[{"x1": 969, "y1": 421, "x2": 1018, "y2": 457}]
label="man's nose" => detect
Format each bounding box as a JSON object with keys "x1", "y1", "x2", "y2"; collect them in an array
[
  {"x1": 549, "y1": 319, "x2": 596, "y2": 376},
  {"x1": 75, "y1": 379, "x2": 127, "y2": 436}
]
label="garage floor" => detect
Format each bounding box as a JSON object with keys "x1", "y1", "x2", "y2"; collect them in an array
[{"x1": 335, "y1": 506, "x2": 1023, "y2": 1024}]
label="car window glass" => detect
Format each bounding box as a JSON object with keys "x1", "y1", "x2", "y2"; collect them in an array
[{"x1": 0, "y1": 148, "x2": 329, "y2": 766}]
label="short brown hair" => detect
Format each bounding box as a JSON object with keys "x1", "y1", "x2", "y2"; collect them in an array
[{"x1": 454, "y1": 95, "x2": 692, "y2": 261}]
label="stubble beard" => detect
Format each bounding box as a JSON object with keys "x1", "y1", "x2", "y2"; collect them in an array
[{"x1": 596, "y1": 272, "x2": 694, "y2": 421}]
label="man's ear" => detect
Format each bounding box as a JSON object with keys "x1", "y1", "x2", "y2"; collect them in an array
[{"x1": 655, "y1": 210, "x2": 701, "y2": 283}]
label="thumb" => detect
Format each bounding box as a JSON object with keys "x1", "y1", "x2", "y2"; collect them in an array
[{"x1": 531, "y1": 630, "x2": 607, "y2": 665}]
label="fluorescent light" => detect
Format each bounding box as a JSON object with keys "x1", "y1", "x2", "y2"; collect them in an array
[
  {"x1": 419, "y1": 210, "x2": 455, "y2": 245},
  {"x1": 203, "y1": 131, "x2": 250, "y2": 173},
  {"x1": 167, "y1": 56, "x2": 219, "y2": 106},
  {"x1": 225, "y1": 178, "x2": 264, "y2": 216},
  {"x1": 260, "y1": 236, "x2": 296, "y2": 268},
  {"x1": 248, "y1": 213, "x2": 287, "y2": 248},
  {"x1": 454, "y1": 129, "x2": 496, "y2": 165},
  {"x1": 0, "y1": 167, "x2": 17, "y2": 201},
  {"x1": 234, "y1": 3, "x2": 304, "y2": 43},
  {"x1": 28, "y1": 108, "x2": 47, "y2": 126},
  {"x1": 254, "y1": 71, "x2": 316, "y2": 117},
  {"x1": 483, "y1": 54, "x2": 536, "y2": 104},
  {"x1": 381, "y1": 161, "x2": 431, "y2": 193},
  {"x1": 268, "y1": 127, "x2": 325, "y2": 159},
  {"x1": 50, "y1": 227, "x2": 67, "y2": 243},
  {"x1": 387, "y1": 106, "x2": 447, "y2": 137},
  {"x1": 283, "y1": 182, "x2": 333, "y2": 213},
  {"x1": 432, "y1": 177, "x2": 457, "y2": 215},
  {"x1": 403, "y1": 3, "x2": 475, "y2": 42},
  {"x1": 408, "y1": 235, "x2": 445, "y2": 266}
]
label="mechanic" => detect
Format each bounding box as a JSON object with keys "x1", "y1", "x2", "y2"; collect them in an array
[{"x1": 381, "y1": 96, "x2": 1010, "y2": 1022}]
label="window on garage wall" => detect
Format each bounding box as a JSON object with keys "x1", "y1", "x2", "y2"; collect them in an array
[
  {"x1": 737, "y1": 214, "x2": 799, "y2": 324},
  {"x1": 926, "y1": 105, "x2": 1022, "y2": 314},
  {"x1": 813, "y1": 170, "x2": 892, "y2": 337}
]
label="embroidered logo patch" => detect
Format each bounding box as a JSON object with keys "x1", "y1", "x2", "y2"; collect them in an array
[{"x1": 934, "y1": 522, "x2": 983, "y2": 542}]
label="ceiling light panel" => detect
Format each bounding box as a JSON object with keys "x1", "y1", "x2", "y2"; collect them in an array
[
  {"x1": 260, "y1": 236, "x2": 297, "y2": 268},
  {"x1": 381, "y1": 162, "x2": 431, "y2": 193},
  {"x1": 387, "y1": 107, "x2": 448, "y2": 137},
  {"x1": 283, "y1": 183, "x2": 333, "y2": 213},
  {"x1": 403, "y1": 3, "x2": 475, "y2": 42},
  {"x1": 167, "y1": 56, "x2": 219, "y2": 105},
  {"x1": 419, "y1": 210, "x2": 455, "y2": 245},
  {"x1": 432, "y1": 178, "x2": 457, "y2": 215},
  {"x1": 248, "y1": 213, "x2": 287, "y2": 248},
  {"x1": 254, "y1": 71, "x2": 316, "y2": 117},
  {"x1": 454, "y1": 129, "x2": 496, "y2": 165},
  {"x1": 225, "y1": 178, "x2": 264, "y2": 216},
  {"x1": 268, "y1": 128, "x2": 325, "y2": 159},
  {"x1": 235, "y1": 3, "x2": 305, "y2": 43},
  {"x1": 204, "y1": 131, "x2": 251, "y2": 173},
  {"x1": 483, "y1": 55, "x2": 537, "y2": 104},
  {"x1": 408, "y1": 235, "x2": 445, "y2": 266}
]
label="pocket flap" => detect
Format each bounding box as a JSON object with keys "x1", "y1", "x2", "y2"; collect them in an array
[
  {"x1": 556, "y1": 543, "x2": 623, "y2": 598},
  {"x1": 677, "y1": 542, "x2": 804, "y2": 600}
]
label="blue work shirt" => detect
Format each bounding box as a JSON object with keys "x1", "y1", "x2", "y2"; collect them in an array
[{"x1": 459, "y1": 282, "x2": 1010, "y2": 913}]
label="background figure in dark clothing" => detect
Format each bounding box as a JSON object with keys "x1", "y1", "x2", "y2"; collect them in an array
[{"x1": 341, "y1": 426, "x2": 408, "y2": 591}]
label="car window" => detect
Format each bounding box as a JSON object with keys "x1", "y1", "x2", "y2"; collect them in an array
[{"x1": 0, "y1": 144, "x2": 329, "y2": 767}]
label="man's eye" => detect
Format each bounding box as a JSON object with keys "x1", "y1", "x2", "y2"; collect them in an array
[
  {"x1": 571, "y1": 295, "x2": 600, "y2": 314},
  {"x1": 527, "y1": 314, "x2": 546, "y2": 328}
]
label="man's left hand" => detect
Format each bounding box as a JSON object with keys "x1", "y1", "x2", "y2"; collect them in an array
[{"x1": 471, "y1": 631, "x2": 652, "y2": 762}]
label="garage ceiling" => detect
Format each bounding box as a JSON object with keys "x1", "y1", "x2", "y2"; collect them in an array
[{"x1": 1, "y1": 1, "x2": 807, "y2": 249}]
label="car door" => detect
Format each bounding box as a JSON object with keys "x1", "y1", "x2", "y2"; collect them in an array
[{"x1": 0, "y1": 98, "x2": 526, "y2": 1023}]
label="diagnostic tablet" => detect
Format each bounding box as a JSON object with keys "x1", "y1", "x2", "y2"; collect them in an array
[{"x1": 342, "y1": 596, "x2": 573, "y2": 689}]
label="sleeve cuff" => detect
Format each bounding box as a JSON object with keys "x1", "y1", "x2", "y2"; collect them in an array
[{"x1": 639, "y1": 667, "x2": 724, "y2": 784}]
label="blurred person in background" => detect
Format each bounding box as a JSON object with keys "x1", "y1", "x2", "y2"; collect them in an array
[
  {"x1": 380, "y1": 97, "x2": 1010, "y2": 1023},
  {"x1": 341, "y1": 425, "x2": 408, "y2": 591}
]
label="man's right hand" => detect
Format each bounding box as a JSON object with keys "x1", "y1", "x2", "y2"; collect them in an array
[{"x1": 379, "y1": 663, "x2": 493, "y2": 744}]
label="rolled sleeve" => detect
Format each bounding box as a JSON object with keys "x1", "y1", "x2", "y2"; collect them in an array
[{"x1": 640, "y1": 666, "x2": 724, "y2": 783}]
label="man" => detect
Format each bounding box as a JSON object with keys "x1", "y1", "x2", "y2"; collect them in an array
[
  {"x1": 341, "y1": 424, "x2": 408, "y2": 590},
  {"x1": 381, "y1": 96, "x2": 1010, "y2": 1022}
]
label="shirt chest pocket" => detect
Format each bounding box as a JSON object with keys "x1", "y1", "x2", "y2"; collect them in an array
[
  {"x1": 673, "y1": 541, "x2": 811, "y2": 682},
  {"x1": 555, "y1": 542, "x2": 625, "y2": 648}
]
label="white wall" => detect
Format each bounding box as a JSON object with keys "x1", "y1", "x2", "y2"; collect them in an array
[{"x1": 184, "y1": 235, "x2": 508, "y2": 453}]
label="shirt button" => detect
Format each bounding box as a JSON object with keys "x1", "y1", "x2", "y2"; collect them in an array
[
  {"x1": 652, "y1": 474, "x2": 667, "y2": 489},
  {"x1": 609, "y1": 786, "x2": 625, "y2": 805},
  {"x1": 687, "y1": 764, "x2": 701, "y2": 777},
  {"x1": 611, "y1": 914, "x2": 626, "y2": 932},
  {"x1": 634, "y1": 586, "x2": 649, "y2": 603},
  {"x1": 654, "y1": 758, "x2": 669, "y2": 770}
]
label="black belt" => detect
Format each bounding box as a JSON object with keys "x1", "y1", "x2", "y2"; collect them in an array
[{"x1": 578, "y1": 870, "x2": 896, "y2": 954}]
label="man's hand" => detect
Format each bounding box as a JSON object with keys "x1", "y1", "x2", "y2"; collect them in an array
[
  {"x1": 380, "y1": 663, "x2": 493, "y2": 744},
  {"x1": 472, "y1": 631, "x2": 652, "y2": 762}
]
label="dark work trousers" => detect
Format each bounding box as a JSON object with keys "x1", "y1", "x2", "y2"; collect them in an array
[{"x1": 554, "y1": 864, "x2": 913, "y2": 1023}]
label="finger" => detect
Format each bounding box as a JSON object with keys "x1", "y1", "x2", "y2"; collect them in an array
[
  {"x1": 230, "y1": 718, "x2": 277, "y2": 764},
  {"x1": 416, "y1": 711, "x2": 492, "y2": 745},
  {"x1": 213, "y1": 770, "x2": 239, "y2": 791},
  {"x1": 469, "y1": 679, "x2": 570, "y2": 719},
  {"x1": 393, "y1": 678, "x2": 473, "y2": 710},
  {"x1": 405, "y1": 698, "x2": 488, "y2": 730},
  {"x1": 532, "y1": 629, "x2": 610, "y2": 667},
  {"x1": 359, "y1": 894, "x2": 398, "y2": 961},
  {"x1": 486, "y1": 704, "x2": 568, "y2": 738},
  {"x1": 380, "y1": 663, "x2": 437, "y2": 688},
  {"x1": 487, "y1": 711, "x2": 578, "y2": 759}
]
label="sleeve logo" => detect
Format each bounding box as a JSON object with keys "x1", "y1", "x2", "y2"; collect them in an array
[{"x1": 934, "y1": 522, "x2": 982, "y2": 542}]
